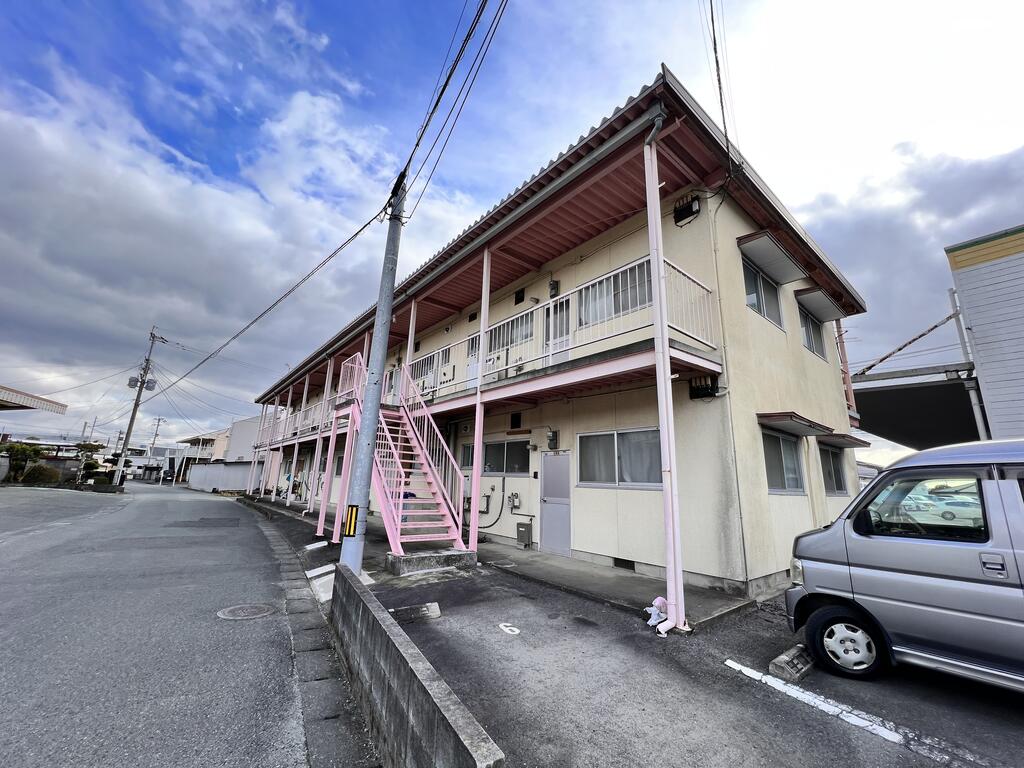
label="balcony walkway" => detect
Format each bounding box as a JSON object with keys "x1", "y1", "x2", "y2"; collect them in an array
[{"x1": 245, "y1": 495, "x2": 752, "y2": 630}]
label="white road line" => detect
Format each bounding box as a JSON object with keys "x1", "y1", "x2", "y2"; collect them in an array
[
  {"x1": 723, "y1": 659, "x2": 1002, "y2": 766},
  {"x1": 303, "y1": 541, "x2": 328, "y2": 551}
]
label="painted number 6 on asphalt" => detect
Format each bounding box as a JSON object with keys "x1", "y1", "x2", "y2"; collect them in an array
[{"x1": 498, "y1": 622, "x2": 520, "y2": 635}]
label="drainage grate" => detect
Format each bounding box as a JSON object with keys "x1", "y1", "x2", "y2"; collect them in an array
[{"x1": 216, "y1": 603, "x2": 276, "y2": 620}]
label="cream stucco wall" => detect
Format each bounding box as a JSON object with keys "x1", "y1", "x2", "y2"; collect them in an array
[
  {"x1": 710, "y1": 197, "x2": 856, "y2": 581},
  {"x1": 277, "y1": 187, "x2": 859, "y2": 593}
]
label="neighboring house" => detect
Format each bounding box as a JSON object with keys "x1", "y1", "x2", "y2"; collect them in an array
[
  {"x1": 946, "y1": 224, "x2": 1024, "y2": 440},
  {"x1": 857, "y1": 461, "x2": 882, "y2": 490},
  {"x1": 179, "y1": 416, "x2": 262, "y2": 489},
  {"x1": 248, "y1": 68, "x2": 866, "y2": 598}
]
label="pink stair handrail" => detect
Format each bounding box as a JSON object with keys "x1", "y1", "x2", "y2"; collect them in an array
[{"x1": 398, "y1": 367, "x2": 465, "y2": 538}]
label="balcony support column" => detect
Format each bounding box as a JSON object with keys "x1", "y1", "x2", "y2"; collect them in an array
[
  {"x1": 274, "y1": 388, "x2": 293, "y2": 500},
  {"x1": 404, "y1": 299, "x2": 417, "y2": 399},
  {"x1": 286, "y1": 374, "x2": 310, "y2": 507},
  {"x1": 306, "y1": 356, "x2": 334, "y2": 516},
  {"x1": 468, "y1": 247, "x2": 491, "y2": 552},
  {"x1": 247, "y1": 403, "x2": 267, "y2": 493},
  {"x1": 643, "y1": 125, "x2": 689, "y2": 633},
  {"x1": 317, "y1": 411, "x2": 341, "y2": 536},
  {"x1": 259, "y1": 395, "x2": 280, "y2": 497}
]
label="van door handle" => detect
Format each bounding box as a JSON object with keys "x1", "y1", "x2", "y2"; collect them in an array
[{"x1": 980, "y1": 553, "x2": 1007, "y2": 579}]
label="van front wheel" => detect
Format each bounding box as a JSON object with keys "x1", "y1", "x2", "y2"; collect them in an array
[{"x1": 805, "y1": 605, "x2": 887, "y2": 679}]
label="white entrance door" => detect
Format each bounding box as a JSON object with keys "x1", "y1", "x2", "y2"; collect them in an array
[{"x1": 540, "y1": 452, "x2": 572, "y2": 557}]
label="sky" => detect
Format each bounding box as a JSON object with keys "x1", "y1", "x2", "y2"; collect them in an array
[{"x1": 1, "y1": 0, "x2": 1022, "y2": 465}]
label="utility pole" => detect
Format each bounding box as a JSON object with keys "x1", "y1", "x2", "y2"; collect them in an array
[
  {"x1": 88, "y1": 416, "x2": 97, "y2": 442},
  {"x1": 340, "y1": 184, "x2": 406, "y2": 574},
  {"x1": 150, "y1": 417, "x2": 164, "y2": 451},
  {"x1": 113, "y1": 327, "x2": 163, "y2": 486}
]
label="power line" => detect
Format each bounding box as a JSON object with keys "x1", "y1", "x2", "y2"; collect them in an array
[
  {"x1": 151, "y1": 362, "x2": 254, "y2": 418},
  {"x1": 407, "y1": 0, "x2": 509, "y2": 219},
  {"x1": 163, "y1": 338, "x2": 285, "y2": 374},
  {"x1": 394, "y1": 0, "x2": 490, "y2": 195}
]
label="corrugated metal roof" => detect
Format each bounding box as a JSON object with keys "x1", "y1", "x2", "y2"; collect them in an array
[{"x1": 255, "y1": 65, "x2": 866, "y2": 402}]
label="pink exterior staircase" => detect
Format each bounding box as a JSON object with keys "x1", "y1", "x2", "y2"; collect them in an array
[{"x1": 321, "y1": 354, "x2": 466, "y2": 555}]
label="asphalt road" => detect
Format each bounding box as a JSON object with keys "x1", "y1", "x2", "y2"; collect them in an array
[{"x1": 0, "y1": 484, "x2": 339, "y2": 768}]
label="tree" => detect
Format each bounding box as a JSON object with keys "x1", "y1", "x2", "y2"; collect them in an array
[
  {"x1": 103, "y1": 452, "x2": 132, "y2": 469},
  {"x1": 75, "y1": 441, "x2": 104, "y2": 457},
  {"x1": 0, "y1": 442, "x2": 45, "y2": 482}
]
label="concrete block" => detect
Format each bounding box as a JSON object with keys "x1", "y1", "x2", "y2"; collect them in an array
[
  {"x1": 294, "y1": 648, "x2": 338, "y2": 682},
  {"x1": 769, "y1": 643, "x2": 815, "y2": 682},
  {"x1": 385, "y1": 549, "x2": 477, "y2": 576},
  {"x1": 328, "y1": 564, "x2": 504, "y2": 768}
]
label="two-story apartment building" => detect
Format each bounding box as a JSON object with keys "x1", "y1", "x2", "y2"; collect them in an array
[{"x1": 248, "y1": 67, "x2": 866, "y2": 607}]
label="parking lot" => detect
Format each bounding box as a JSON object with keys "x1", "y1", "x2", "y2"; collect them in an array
[{"x1": 261, "y1": 505, "x2": 1023, "y2": 768}]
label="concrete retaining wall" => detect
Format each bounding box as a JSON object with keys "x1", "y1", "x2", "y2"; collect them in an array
[
  {"x1": 188, "y1": 461, "x2": 261, "y2": 492},
  {"x1": 329, "y1": 565, "x2": 505, "y2": 768}
]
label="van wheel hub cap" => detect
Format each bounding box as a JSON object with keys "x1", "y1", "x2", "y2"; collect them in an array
[{"x1": 822, "y1": 622, "x2": 876, "y2": 670}]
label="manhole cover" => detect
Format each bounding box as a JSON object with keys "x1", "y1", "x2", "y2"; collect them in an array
[{"x1": 216, "y1": 603, "x2": 276, "y2": 620}]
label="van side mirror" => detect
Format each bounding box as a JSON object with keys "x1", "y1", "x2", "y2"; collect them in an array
[{"x1": 852, "y1": 509, "x2": 872, "y2": 536}]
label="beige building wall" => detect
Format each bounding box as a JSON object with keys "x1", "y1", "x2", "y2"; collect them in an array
[{"x1": 711, "y1": 198, "x2": 857, "y2": 584}]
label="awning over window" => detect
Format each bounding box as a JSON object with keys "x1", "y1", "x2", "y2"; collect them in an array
[
  {"x1": 795, "y1": 287, "x2": 846, "y2": 322},
  {"x1": 737, "y1": 231, "x2": 806, "y2": 284},
  {"x1": 818, "y1": 433, "x2": 870, "y2": 449},
  {"x1": 757, "y1": 411, "x2": 833, "y2": 437}
]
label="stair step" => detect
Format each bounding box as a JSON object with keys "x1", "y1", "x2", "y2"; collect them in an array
[
  {"x1": 400, "y1": 510, "x2": 446, "y2": 517},
  {"x1": 399, "y1": 533, "x2": 458, "y2": 542}
]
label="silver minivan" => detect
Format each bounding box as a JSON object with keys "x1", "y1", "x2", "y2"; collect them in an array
[{"x1": 786, "y1": 439, "x2": 1024, "y2": 692}]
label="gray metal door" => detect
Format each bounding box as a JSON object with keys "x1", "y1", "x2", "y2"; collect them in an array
[
  {"x1": 540, "y1": 452, "x2": 571, "y2": 557},
  {"x1": 845, "y1": 469, "x2": 1024, "y2": 673}
]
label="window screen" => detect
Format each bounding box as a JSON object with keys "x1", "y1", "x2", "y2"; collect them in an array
[
  {"x1": 505, "y1": 441, "x2": 530, "y2": 474},
  {"x1": 579, "y1": 433, "x2": 616, "y2": 483},
  {"x1": 744, "y1": 261, "x2": 782, "y2": 326},
  {"x1": 579, "y1": 430, "x2": 661, "y2": 486},
  {"x1": 460, "y1": 444, "x2": 473, "y2": 468},
  {"x1": 801, "y1": 309, "x2": 826, "y2": 357},
  {"x1": 762, "y1": 431, "x2": 803, "y2": 491},
  {"x1": 483, "y1": 443, "x2": 505, "y2": 473},
  {"x1": 617, "y1": 430, "x2": 661, "y2": 484},
  {"x1": 819, "y1": 445, "x2": 846, "y2": 493}
]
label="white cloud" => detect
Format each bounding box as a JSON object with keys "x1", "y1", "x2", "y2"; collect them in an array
[{"x1": 0, "y1": 57, "x2": 482, "y2": 443}]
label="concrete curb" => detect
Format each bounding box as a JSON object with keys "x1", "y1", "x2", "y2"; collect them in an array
[{"x1": 329, "y1": 564, "x2": 505, "y2": 768}]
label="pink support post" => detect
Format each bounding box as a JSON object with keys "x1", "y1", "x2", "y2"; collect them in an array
[
  {"x1": 306, "y1": 356, "x2": 334, "y2": 516},
  {"x1": 643, "y1": 126, "x2": 688, "y2": 632},
  {"x1": 286, "y1": 375, "x2": 310, "y2": 507},
  {"x1": 316, "y1": 412, "x2": 340, "y2": 536},
  {"x1": 247, "y1": 403, "x2": 267, "y2": 493},
  {"x1": 258, "y1": 395, "x2": 280, "y2": 497},
  {"x1": 275, "y1": 387, "x2": 293, "y2": 500},
  {"x1": 468, "y1": 247, "x2": 491, "y2": 552},
  {"x1": 331, "y1": 405, "x2": 361, "y2": 544}
]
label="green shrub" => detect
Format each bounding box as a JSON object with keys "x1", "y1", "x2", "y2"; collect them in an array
[
  {"x1": 91, "y1": 476, "x2": 111, "y2": 485},
  {"x1": 82, "y1": 459, "x2": 100, "y2": 472},
  {"x1": 21, "y1": 464, "x2": 61, "y2": 485}
]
